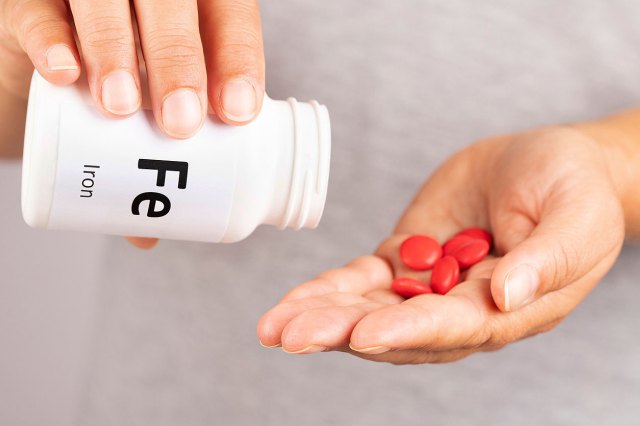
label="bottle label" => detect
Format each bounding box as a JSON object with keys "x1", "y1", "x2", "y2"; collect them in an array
[{"x1": 48, "y1": 103, "x2": 238, "y2": 242}]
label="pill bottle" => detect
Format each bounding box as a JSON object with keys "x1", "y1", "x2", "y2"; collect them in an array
[{"x1": 21, "y1": 71, "x2": 331, "y2": 243}]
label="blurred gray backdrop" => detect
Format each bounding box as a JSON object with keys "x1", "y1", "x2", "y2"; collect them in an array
[{"x1": 1, "y1": 1, "x2": 640, "y2": 425}]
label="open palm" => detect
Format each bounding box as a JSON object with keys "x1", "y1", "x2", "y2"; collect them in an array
[{"x1": 258, "y1": 127, "x2": 624, "y2": 364}]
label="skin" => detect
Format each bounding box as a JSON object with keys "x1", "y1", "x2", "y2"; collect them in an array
[
  {"x1": 1, "y1": 2, "x2": 639, "y2": 365},
  {"x1": 257, "y1": 121, "x2": 640, "y2": 364},
  {"x1": 0, "y1": 0, "x2": 265, "y2": 248}
]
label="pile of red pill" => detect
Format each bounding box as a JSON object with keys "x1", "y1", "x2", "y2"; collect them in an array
[{"x1": 392, "y1": 228, "x2": 493, "y2": 298}]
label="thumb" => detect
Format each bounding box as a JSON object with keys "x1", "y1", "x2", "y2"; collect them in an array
[{"x1": 490, "y1": 193, "x2": 624, "y2": 312}]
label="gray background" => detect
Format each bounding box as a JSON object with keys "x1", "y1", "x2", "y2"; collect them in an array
[{"x1": 1, "y1": 1, "x2": 640, "y2": 425}]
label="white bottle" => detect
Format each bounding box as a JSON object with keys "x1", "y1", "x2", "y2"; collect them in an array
[{"x1": 21, "y1": 71, "x2": 331, "y2": 243}]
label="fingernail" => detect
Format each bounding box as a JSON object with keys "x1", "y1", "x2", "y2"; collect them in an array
[
  {"x1": 258, "y1": 340, "x2": 281, "y2": 349},
  {"x1": 282, "y1": 345, "x2": 327, "y2": 354},
  {"x1": 162, "y1": 89, "x2": 203, "y2": 138},
  {"x1": 220, "y1": 78, "x2": 258, "y2": 122},
  {"x1": 504, "y1": 264, "x2": 539, "y2": 311},
  {"x1": 101, "y1": 70, "x2": 140, "y2": 115},
  {"x1": 46, "y1": 44, "x2": 78, "y2": 71},
  {"x1": 348, "y1": 344, "x2": 391, "y2": 355}
]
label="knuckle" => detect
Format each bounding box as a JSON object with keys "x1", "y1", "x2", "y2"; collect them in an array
[
  {"x1": 461, "y1": 324, "x2": 492, "y2": 350},
  {"x1": 551, "y1": 240, "x2": 577, "y2": 288},
  {"x1": 216, "y1": 0, "x2": 261, "y2": 31},
  {"x1": 220, "y1": 26, "x2": 262, "y2": 53},
  {"x1": 15, "y1": 3, "x2": 66, "y2": 41},
  {"x1": 80, "y1": 13, "x2": 132, "y2": 55},
  {"x1": 452, "y1": 296, "x2": 492, "y2": 349},
  {"x1": 218, "y1": 1, "x2": 260, "y2": 16},
  {"x1": 143, "y1": 26, "x2": 202, "y2": 71},
  {"x1": 216, "y1": 31, "x2": 263, "y2": 69},
  {"x1": 485, "y1": 316, "x2": 526, "y2": 348}
]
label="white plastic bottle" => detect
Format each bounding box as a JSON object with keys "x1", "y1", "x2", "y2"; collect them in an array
[{"x1": 21, "y1": 71, "x2": 331, "y2": 243}]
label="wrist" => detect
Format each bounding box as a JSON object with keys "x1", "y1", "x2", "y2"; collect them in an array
[{"x1": 572, "y1": 111, "x2": 640, "y2": 237}]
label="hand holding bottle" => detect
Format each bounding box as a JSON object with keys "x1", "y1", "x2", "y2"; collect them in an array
[
  {"x1": 0, "y1": 0, "x2": 265, "y2": 134},
  {"x1": 0, "y1": 0, "x2": 266, "y2": 248}
]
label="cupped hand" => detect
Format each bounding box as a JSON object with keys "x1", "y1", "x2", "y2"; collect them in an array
[{"x1": 257, "y1": 127, "x2": 625, "y2": 364}]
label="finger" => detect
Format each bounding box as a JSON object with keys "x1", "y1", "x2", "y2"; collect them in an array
[
  {"x1": 349, "y1": 279, "x2": 494, "y2": 354},
  {"x1": 490, "y1": 189, "x2": 624, "y2": 312},
  {"x1": 199, "y1": 0, "x2": 265, "y2": 125},
  {"x1": 393, "y1": 146, "x2": 490, "y2": 238},
  {"x1": 135, "y1": 0, "x2": 207, "y2": 138},
  {"x1": 348, "y1": 312, "x2": 562, "y2": 365},
  {"x1": 257, "y1": 292, "x2": 372, "y2": 348},
  {"x1": 279, "y1": 256, "x2": 393, "y2": 302},
  {"x1": 126, "y1": 236, "x2": 158, "y2": 249},
  {"x1": 69, "y1": 0, "x2": 141, "y2": 116},
  {"x1": 349, "y1": 275, "x2": 577, "y2": 359},
  {"x1": 279, "y1": 302, "x2": 385, "y2": 354},
  {"x1": 11, "y1": 0, "x2": 80, "y2": 85}
]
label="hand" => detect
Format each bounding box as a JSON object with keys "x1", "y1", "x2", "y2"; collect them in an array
[
  {"x1": 257, "y1": 127, "x2": 625, "y2": 364},
  {"x1": 1, "y1": 0, "x2": 265, "y2": 132},
  {"x1": 1, "y1": 0, "x2": 265, "y2": 249}
]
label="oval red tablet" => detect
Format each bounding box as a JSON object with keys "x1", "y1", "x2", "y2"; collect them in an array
[
  {"x1": 457, "y1": 227, "x2": 493, "y2": 248},
  {"x1": 391, "y1": 277, "x2": 433, "y2": 298},
  {"x1": 448, "y1": 238, "x2": 490, "y2": 269},
  {"x1": 399, "y1": 235, "x2": 442, "y2": 271},
  {"x1": 430, "y1": 256, "x2": 460, "y2": 295},
  {"x1": 443, "y1": 235, "x2": 474, "y2": 257}
]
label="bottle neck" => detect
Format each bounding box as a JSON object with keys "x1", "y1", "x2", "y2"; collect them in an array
[
  {"x1": 265, "y1": 97, "x2": 331, "y2": 230},
  {"x1": 214, "y1": 95, "x2": 330, "y2": 242}
]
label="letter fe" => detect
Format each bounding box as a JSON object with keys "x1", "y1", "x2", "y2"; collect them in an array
[{"x1": 131, "y1": 159, "x2": 189, "y2": 218}]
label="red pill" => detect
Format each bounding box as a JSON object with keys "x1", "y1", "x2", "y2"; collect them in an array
[
  {"x1": 391, "y1": 277, "x2": 433, "y2": 298},
  {"x1": 456, "y1": 227, "x2": 493, "y2": 247},
  {"x1": 399, "y1": 235, "x2": 442, "y2": 271},
  {"x1": 430, "y1": 256, "x2": 460, "y2": 295},
  {"x1": 443, "y1": 235, "x2": 474, "y2": 257},
  {"x1": 447, "y1": 238, "x2": 490, "y2": 269}
]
